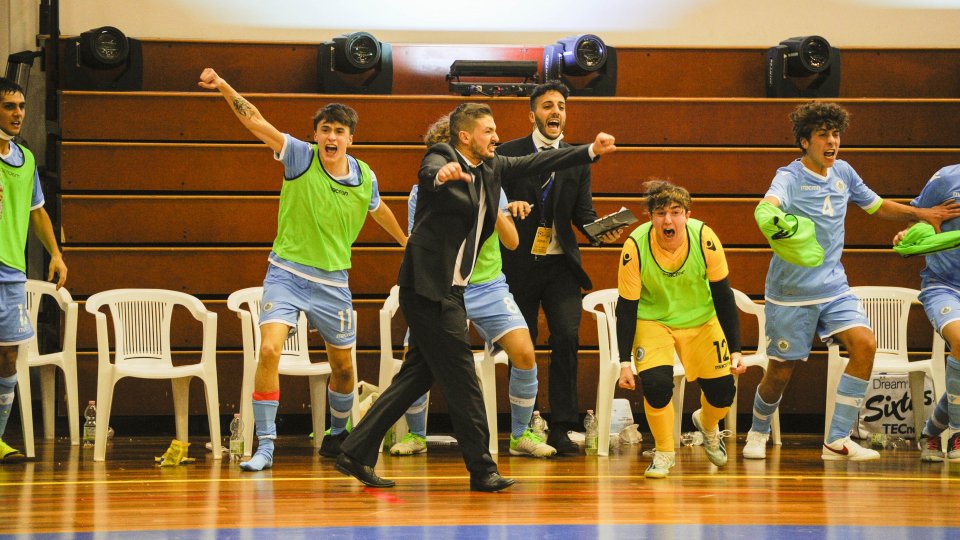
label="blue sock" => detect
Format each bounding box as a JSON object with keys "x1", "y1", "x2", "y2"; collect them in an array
[
  {"x1": 946, "y1": 356, "x2": 960, "y2": 430},
  {"x1": 924, "y1": 392, "x2": 949, "y2": 438},
  {"x1": 509, "y1": 365, "x2": 538, "y2": 439},
  {"x1": 403, "y1": 394, "x2": 428, "y2": 437},
  {"x1": 0, "y1": 374, "x2": 16, "y2": 438},
  {"x1": 750, "y1": 391, "x2": 780, "y2": 435},
  {"x1": 328, "y1": 388, "x2": 353, "y2": 435},
  {"x1": 827, "y1": 373, "x2": 869, "y2": 443},
  {"x1": 240, "y1": 398, "x2": 278, "y2": 472}
]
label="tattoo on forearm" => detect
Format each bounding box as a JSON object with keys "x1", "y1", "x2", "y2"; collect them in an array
[{"x1": 232, "y1": 97, "x2": 253, "y2": 117}]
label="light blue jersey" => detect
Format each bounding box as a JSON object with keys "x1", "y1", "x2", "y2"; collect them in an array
[
  {"x1": 764, "y1": 159, "x2": 881, "y2": 304},
  {"x1": 911, "y1": 164, "x2": 960, "y2": 291}
]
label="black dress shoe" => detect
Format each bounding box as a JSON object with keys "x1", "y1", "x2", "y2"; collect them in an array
[
  {"x1": 334, "y1": 453, "x2": 396, "y2": 488},
  {"x1": 470, "y1": 472, "x2": 516, "y2": 492},
  {"x1": 547, "y1": 429, "x2": 580, "y2": 455}
]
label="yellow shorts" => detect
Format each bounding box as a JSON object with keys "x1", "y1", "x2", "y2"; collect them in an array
[{"x1": 631, "y1": 316, "x2": 731, "y2": 381}]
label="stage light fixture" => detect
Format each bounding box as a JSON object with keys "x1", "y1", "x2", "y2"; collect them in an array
[
  {"x1": 318, "y1": 32, "x2": 393, "y2": 94},
  {"x1": 765, "y1": 35, "x2": 840, "y2": 98},
  {"x1": 62, "y1": 26, "x2": 143, "y2": 90},
  {"x1": 446, "y1": 60, "x2": 539, "y2": 96},
  {"x1": 542, "y1": 34, "x2": 617, "y2": 96}
]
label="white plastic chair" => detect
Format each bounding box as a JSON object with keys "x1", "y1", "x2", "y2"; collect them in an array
[
  {"x1": 85, "y1": 289, "x2": 221, "y2": 462},
  {"x1": 14, "y1": 280, "x2": 80, "y2": 458},
  {"x1": 730, "y1": 289, "x2": 781, "y2": 445},
  {"x1": 228, "y1": 286, "x2": 359, "y2": 456},
  {"x1": 823, "y1": 286, "x2": 946, "y2": 442},
  {"x1": 376, "y1": 285, "x2": 423, "y2": 451},
  {"x1": 582, "y1": 288, "x2": 686, "y2": 455},
  {"x1": 473, "y1": 344, "x2": 509, "y2": 456}
]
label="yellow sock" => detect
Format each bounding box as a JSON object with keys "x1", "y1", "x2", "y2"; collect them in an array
[
  {"x1": 644, "y1": 399, "x2": 675, "y2": 451},
  {"x1": 699, "y1": 393, "x2": 728, "y2": 431}
]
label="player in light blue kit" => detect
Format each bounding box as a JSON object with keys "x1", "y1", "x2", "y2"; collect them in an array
[
  {"x1": 388, "y1": 115, "x2": 556, "y2": 458},
  {"x1": 743, "y1": 102, "x2": 960, "y2": 461},
  {"x1": 199, "y1": 68, "x2": 407, "y2": 471},
  {"x1": 895, "y1": 164, "x2": 960, "y2": 462},
  {"x1": 0, "y1": 78, "x2": 68, "y2": 464}
]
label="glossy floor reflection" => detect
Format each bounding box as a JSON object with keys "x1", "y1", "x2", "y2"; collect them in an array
[{"x1": 1, "y1": 433, "x2": 959, "y2": 539}]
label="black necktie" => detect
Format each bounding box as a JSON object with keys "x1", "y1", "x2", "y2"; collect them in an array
[
  {"x1": 459, "y1": 166, "x2": 483, "y2": 278},
  {"x1": 538, "y1": 147, "x2": 556, "y2": 224}
]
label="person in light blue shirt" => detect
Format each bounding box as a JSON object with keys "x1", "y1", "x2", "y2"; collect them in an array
[
  {"x1": 0, "y1": 77, "x2": 68, "y2": 463},
  {"x1": 743, "y1": 102, "x2": 960, "y2": 462},
  {"x1": 199, "y1": 68, "x2": 407, "y2": 472},
  {"x1": 899, "y1": 164, "x2": 960, "y2": 463}
]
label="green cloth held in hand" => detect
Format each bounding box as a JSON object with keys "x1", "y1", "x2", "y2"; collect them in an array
[
  {"x1": 893, "y1": 222, "x2": 960, "y2": 257},
  {"x1": 754, "y1": 201, "x2": 825, "y2": 267}
]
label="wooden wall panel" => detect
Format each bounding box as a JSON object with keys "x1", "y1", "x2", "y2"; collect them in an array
[
  {"x1": 61, "y1": 247, "x2": 404, "y2": 297},
  {"x1": 74, "y1": 296, "x2": 766, "y2": 352},
  {"x1": 72, "y1": 286, "x2": 935, "y2": 352},
  {"x1": 61, "y1": 246, "x2": 926, "y2": 303},
  {"x1": 69, "y1": 348, "x2": 851, "y2": 417},
  {"x1": 61, "y1": 143, "x2": 957, "y2": 196},
  {"x1": 62, "y1": 195, "x2": 911, "y2": 248},
  {"x1": 66, "y1": 40, "x2": 960, "y2": 98},
  {"x1": 75, "y1": 299, "x2": 394, "y2": 351},
  {"x1": 60, "y1": 93, "x2": 960, "y2": 147}
]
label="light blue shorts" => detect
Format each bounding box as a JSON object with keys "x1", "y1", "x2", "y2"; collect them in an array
[
  {"x1": 0, "y1": 282, "x2": 33, "y2": 346},
  {"x1": 764, "y1": 294, "x2": 870, "y2": 361},
  {"x1": 465, "y1": 274, "x2": 528, "y2": 347},
  {"x1": 919, "y1": 285, "x2": 960, "y2": 335},
  {"x1": 260, "y1": 264, "x2": 355, "y2": 348}
]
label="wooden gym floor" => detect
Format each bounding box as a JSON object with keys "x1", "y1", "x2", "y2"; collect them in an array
[{"x1": 1, "y1": 433, "x2": 958, "y2": 539}]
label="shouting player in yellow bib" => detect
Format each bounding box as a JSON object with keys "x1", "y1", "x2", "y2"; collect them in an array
[{"x1": 616, "y1": 180, "x2": 745, "y2": 479}]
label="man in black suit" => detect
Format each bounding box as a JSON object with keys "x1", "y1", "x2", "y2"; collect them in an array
[
  {"x1": 497, "y1": 82, "x2": 622, "y2": 454},
  {"x1": 336, "y1": 103, "x2": 616, "y2": 491}
]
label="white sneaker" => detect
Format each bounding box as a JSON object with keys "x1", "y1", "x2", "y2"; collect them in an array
[
  {"x1": 821, "y1": 436, "x2": 881, "y2": 461},
  {"x1": 390, "y1": 433, "x2": 427, "y2": 456},
  {"x1": 743, "y1": 430, "x2": 770, "y2": 460},
  {"x1": 919, "y1": 435, "x2": 944, "y2": 463},
  {"x1": 644, "y1": 451, "x2": 676, "y2": 479},
  {"x1": 948, "y1": 432, "x2": 960, "y2": 462},
  {"x1": 691, "y1": 409, "x2": 729, "y2": 467}
]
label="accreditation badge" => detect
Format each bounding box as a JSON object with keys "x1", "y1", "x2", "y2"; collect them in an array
[{"x1": 531, "y1": 227, "x2": 553, "y2": 256}]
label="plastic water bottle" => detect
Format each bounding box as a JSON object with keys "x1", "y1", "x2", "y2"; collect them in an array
[
  {"x1": 680, "y1": 431, "x2": 704, "y2": 446},
  {"x1": 530, "y1": 410, "x2": 547, "y2": 440},
  {"x1": 82, "y1": 401, "x2": 96, "y2": 447},
  {"x1": 584, "y1": 409, "x2": 598, "y2": 455},
  {"x1": 229, "y1": 413, "x2": 244, "y2": 461}
]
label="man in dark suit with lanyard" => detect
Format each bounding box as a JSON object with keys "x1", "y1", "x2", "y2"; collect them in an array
[
  {"x1": 497, "y1": 82, "x2": 622, "y2": 454},
  {"x1": 336, "y1": 102, "x2": 616, "y2": 491}
]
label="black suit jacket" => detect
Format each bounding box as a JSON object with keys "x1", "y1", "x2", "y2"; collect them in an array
[
  {"x1": 496, "y1": 135, "x2": 599, "y2": 290},
  {"x1": 399, "y1": 142, "x2": 595, "y2": 301}
]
